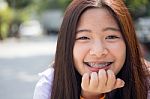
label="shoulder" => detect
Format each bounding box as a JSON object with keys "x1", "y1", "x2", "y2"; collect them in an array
[{"x1": 33, "y1": 67, "x2": 54, "y2": 99}]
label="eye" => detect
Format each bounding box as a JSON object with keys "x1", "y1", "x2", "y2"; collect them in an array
[
  {"x1": 76, "y1": 36, "x2": 90, "y2": 40},
  {"x1": 105, "y1": 35, "x2": 120, "y2": 40}
]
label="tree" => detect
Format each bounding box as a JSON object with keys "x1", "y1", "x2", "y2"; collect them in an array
[
  {"x1": 3, "y1": 0, "x2": 32, "y2": 38},
  {"x1": 30, "y1": 0, "x2": 71, "y2": 13},
  {"x1": 6, "y1": 0, "x2": 31, "y2": 9},
  {"x1": 0, "y1": 6, "x2": 13, "y2": 40},
  {"x1": 125, "y1": 0, "x2": 150, "y2": 19}
]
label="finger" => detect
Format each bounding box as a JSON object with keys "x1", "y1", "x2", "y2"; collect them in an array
[
  {"x1": 81, "y1": 73, "x2": 90, "y2": 90},
  {"x1": 89, "y1": 72, "x2": 98, "y2": 89},
  {"x1": 105, "y1": 70, "x2": 116, "y2": 92},
  {"x1": 98, "y1": 69, "x2": 107, "y2": 91},
  {"x1": 114, "y1": 78, "x2": 125, "y2": 89}
]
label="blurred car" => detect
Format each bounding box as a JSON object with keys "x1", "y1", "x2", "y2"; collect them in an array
[
  {"x1": 40, "y1": 10, "x2": 63, "y2": 34},
  {"x1": 136, "y1": 17, "x2": 150, "y2": 50},
  {"x1": 136, "y1": 17, "x2": 150, "y2": 59},
  {"x1": 19, "y1": 20, "x2": 43, "y2": 37},
  {"x1": 136, "y1": 17, "x2": 150, "y2": 43}
]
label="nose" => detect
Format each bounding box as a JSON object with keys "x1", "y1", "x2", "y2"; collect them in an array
[{"x1": 89, "y1": 40, "x2": 108, "y2": 57}]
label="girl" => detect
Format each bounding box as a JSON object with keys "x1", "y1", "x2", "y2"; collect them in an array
[{"x1": 33, "y1": 0, "x2": 150, "y2": 99}]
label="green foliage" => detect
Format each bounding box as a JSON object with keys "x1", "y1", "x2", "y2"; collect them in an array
[
  {"x1": 6, "y1": 0, "x2": 31, "y2": 9},
  {"x1": 0, "y1": 0, "x2": 31, "y2": 39},
  {"x1": 57, "y1": 0, "x2": 72, "y2": 9},
  {"x1": 125, "y1": 0, "x2": 150, "y2": 19},
  {"x1": 30, "y1": 0, "x2": 71, "y2": 13},
  {"x1": 125, "y1": 0, "x2": 148, "y2": 9},
  {"x1": 0, "y1": 7, "x2": 13, "y2": 39}
]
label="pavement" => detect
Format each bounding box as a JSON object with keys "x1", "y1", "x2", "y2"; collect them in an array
[{"x1": 0, "y1": 35, "x2": 57, "y2": 99}]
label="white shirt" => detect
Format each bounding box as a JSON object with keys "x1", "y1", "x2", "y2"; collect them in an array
[{"x1": 33, "y1": 68, "x2": 54, "y2": 99}]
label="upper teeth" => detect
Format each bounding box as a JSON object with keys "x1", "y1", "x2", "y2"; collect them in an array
[{"x1": 88, "y1": 62, "x2": 110, "y2": 68}]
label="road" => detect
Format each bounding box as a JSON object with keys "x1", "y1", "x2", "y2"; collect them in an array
[{"x1": 0, "y1": 35, "x2": 57, "y2": 99}]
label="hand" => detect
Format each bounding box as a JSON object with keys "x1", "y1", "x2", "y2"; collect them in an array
[{"x1": 81, "y1": 69, "x2": 125, "y2": 99}]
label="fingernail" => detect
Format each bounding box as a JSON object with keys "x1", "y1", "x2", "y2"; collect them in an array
[{"x1": 121, "y1": 81, "x2": 125, "y2": 87}]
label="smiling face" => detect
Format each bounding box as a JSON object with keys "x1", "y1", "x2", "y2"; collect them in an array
[{"x1": 73, "y1": 8, "x2": 126, "y2": 75}]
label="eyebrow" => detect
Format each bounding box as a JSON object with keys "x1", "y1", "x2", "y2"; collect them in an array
[
  {"x1": 76, "y1": 27, "x2": 120, "y2": 34},
  {"x1": 102, "y1": 27, "x2": 120, "y2": 32},
  {"x1": 76, "y1": 29, "x2": 91, "y2": 33}
]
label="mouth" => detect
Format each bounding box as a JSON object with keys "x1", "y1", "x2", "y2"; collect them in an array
[{"x1": 84, "y1": 61, "x2": 113, "y2": 72}]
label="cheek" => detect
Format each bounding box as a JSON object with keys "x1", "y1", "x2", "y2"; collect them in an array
[
  {"x1": 117, "y1": 42, "x2": 126, "y2": 61},
  {"x1": 108, "y1": 42, "x2": 126, "y2": 58},
  {"x1": 108, "y1": 42, "x2": 126, "y2": 74},
  {"x1": 73, "y1": 43, "x2": 89, "y2": 62},
  {"x1": 73, "y1": 43, "x2": 90, "y2": 75}
]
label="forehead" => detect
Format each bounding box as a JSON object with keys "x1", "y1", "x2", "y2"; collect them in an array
[
  {"x1": 77, "y1": 7, "x2": 119, "y2": 30},
  {"x1": 81, "y1": 7, "x2": 111, "y2": 17}
]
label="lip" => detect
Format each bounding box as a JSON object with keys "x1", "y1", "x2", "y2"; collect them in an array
[
  {"x1": 87, "y1": 65, "x2": 111, "y2": 72},
  {"x1": 84, "y1": 61, "x2": 112, "y2": 72}
]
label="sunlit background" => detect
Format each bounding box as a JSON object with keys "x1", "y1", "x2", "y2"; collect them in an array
[{"x1": 0, "y1": 0, "x2": 150, "y2": 99}]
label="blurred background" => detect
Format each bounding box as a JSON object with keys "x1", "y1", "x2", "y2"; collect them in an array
[{"x1": 0, "y1": 0, "x2": 150, "y2": 99}]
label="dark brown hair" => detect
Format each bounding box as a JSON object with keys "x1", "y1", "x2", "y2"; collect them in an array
[{"x1": 51, "y1": 0, "x2": 149, "y2": 99}]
